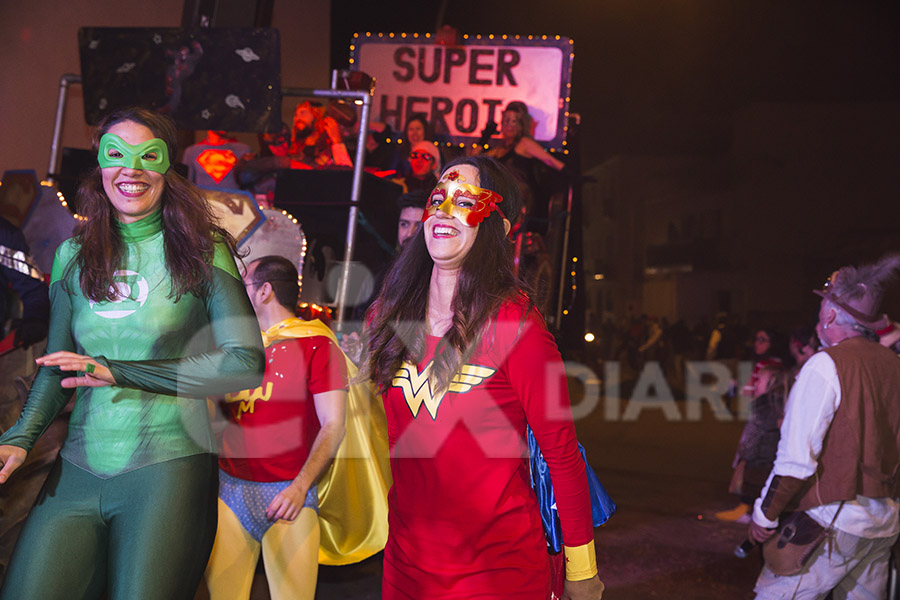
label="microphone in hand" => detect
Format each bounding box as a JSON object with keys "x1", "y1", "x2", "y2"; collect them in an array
[{"x1": 734, "y1": 538, "x2": 756, "y2": 559}]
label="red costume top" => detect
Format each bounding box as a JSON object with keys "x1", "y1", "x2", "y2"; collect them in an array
[
  {"x1": 381, "y1": 300, "x2": 594, "y2": 599},
  {"x1": 218, "y1": 329, "x2": 347, "y2": 482}
]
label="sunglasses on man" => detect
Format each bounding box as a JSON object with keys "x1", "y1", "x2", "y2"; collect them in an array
[{"x1": 409, "y1": 151, "x2": 434, "y2": 162}]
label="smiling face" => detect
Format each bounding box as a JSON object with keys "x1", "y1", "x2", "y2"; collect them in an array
[
  {"x1": 409, "y1": 150, "x2": 434, "y2": 177},
  {"x1": 100, "y1": 120, "x2": 166, "y2": 224},
  {"x1": 424, "y1": 164, "x2": 482, "y2": 271},
  {"x1": 501, "y1": 110, "x2": 523, "y2": 140},
  {"x1": 406, "y1": 119, "x2": 426, "y2": 145}
]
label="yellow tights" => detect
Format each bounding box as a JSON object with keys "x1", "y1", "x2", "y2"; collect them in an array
[{"x1": 200, "y1": 498, "x2": 320, "y2": 600}]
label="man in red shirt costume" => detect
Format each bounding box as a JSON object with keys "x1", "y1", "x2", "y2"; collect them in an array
[{"x1": 202, "y1": 255, "x2": 347, "y2": 600}]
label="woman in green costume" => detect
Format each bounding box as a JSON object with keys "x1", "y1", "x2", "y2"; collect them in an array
[{"x1": 0, "y1": 108, "x2": 265, "y2": 599}]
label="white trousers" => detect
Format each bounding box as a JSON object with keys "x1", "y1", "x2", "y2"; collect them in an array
[{"x1": 754, "y1": 528, "x2": 898, "y2": 600}]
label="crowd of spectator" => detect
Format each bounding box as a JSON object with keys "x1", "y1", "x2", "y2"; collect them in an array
[{"x1": 584, "y1": 311, "x2": 820, "y2": 395}]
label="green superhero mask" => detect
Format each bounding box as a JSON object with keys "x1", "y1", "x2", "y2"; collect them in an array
[{"x1": 98, "y1": 133, "x2": 171, "y2": 174}]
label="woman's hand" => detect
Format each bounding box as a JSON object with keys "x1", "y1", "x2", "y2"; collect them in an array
[
  {"x1": 563, "y1": 575, "x2": 605, "y2": 600},
  {"x1": 0, "y1": 445, "x2": 27, "y2": 484},
  {"x1": 36, "y1": 351, "x2": 116, "y2": 388}
]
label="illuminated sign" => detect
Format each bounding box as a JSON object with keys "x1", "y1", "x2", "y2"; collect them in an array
[{"x1": 350, "y1": 33, "x2": 574, "y2": 150}]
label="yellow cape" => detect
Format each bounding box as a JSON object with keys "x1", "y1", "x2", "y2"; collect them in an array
[{"x1": 262, "y1": 318, "x2": 391, "y2": 565}]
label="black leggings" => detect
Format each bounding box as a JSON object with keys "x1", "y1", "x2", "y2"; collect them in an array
[{"x1": 0, "y1": 454, "x2": 218, "y2": 600}]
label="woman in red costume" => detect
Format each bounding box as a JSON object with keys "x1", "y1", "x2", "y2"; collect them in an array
[{"x1": 363, "y1": 155, "x2": 604, "y2": 599}]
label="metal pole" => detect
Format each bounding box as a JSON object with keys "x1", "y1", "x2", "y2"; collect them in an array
[
  {"x1": 280, "y1": 87, "x2": 371, "y2": 332},
  {"x1": 553, "y1": 113, "x2": 580, "y2": 329},
  {"x1": 554, "y1": 184, "x2": 574, "y2": 327},
  {"x1": 281, "y1": 88, "x2": 372, "y2": 104},
  {"x1": 435, "y1": 0, "x2": 449, "y2": 30},
  {"x1": 47, "y1": 74, "x2": 81, "y2": 184},
  {"x1": 339, "y1": 96, "x2": 371, "y2": 332}
]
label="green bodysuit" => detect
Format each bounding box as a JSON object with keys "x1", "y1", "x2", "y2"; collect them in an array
[{"x1": 0, "y1": 210, "x2": 264, "y2": 599}]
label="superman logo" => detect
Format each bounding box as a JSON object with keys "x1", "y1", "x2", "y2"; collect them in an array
[
  {"x1": 392, "y1": 360, "x2": 496, "y2": 420},
  {"x1": 197, "y1": 148, "x2": 238, "y2": 183}
]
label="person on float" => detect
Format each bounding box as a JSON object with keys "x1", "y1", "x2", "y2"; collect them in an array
[
  {"x1": 362, "y1": 155, "x2": 605, "y2": 599},
  {"x1": 388, "y1": 113, "x2": 435, "y2": 177},
  {"x1": 399, "y1": 141, "x2": 441, "y2": 194},
  {"x1": 486, "y1": 101, "x2": 565, "y2": 226},
  {"x1": 490, "y1": 101, "x2": 564, "y2": 172},
  {"x1": 181, "y1": 130, "x2": 252, "y2": 189},
  {"x1": 289, "y1": 101, "x2": 352, "y2": 169},
  {"x1": 0, "y1": 107, "x2": 264, "y2": 600}
]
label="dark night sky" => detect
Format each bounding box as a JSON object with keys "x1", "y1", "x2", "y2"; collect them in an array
[{"x1": 331, "y1": 0, "x2": 900, "y2": 169}]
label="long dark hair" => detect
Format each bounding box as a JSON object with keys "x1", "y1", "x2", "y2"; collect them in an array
[
  {"x1": 754, "y1": 328, "x2": 782, "y2": 361},
  {"x1": 363, "y1": 155, "x2": 530, "y2": 393},
  {"x1": 403, "y1": 113, "x2": 432, "y2": 144},
  {"x1": 501, "y1": 101, "x2": 533, "y2": 147},
  {"x1": 71, "y1": 107, "x2": 235, "y2": 302}
]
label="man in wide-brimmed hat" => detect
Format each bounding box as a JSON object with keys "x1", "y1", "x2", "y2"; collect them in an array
[{"x1": 747, "y1": 253, "x2": 900, "y2": 599}]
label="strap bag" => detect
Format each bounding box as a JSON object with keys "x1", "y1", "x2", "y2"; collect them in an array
[
  {"x1": 761, "y1": 502, "x2": 844, "y2": 576},
  {"x1": 526, "y1": 426, "x2": 617, "y2": 600},
  {"x1": 526, "y1": 426, "x2": 617, "y2": 553}
]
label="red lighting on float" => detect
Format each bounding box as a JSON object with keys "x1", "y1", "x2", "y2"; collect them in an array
[{"x1": 197, "y1": 149, "x2": 241, "y2": 183}]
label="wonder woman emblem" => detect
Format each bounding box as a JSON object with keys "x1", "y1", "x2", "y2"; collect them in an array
[{"x1": 392, "y1": 360, "x2": 496, "y2": 420}]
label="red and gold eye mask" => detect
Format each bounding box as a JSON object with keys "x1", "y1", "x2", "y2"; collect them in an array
[{"x1": 422, "y1": 169, "x2": 504, "y2": 227}]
